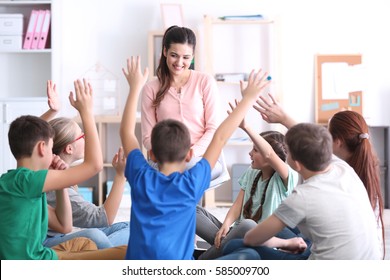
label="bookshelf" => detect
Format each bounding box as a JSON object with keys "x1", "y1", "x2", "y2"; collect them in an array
[
  {"x1": 203, "y1": 15, "x2": 278, "y2": 90},
  {"x1": 0, "y1": 0, "x2": 55, "y2": 98},
  {"x1": 203, "y1": 15, "x2": 280, "y2": 205},
  {"x1": 0, "y1": 1, "x2": 57, "y2": 173}
]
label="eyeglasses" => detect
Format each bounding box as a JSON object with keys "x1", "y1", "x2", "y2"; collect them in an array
[
  {"x1": 69, "y1": 133, "x2": 85, "y2": 144},
  {"x1": 62, "y1": 133, "x2": 85, "y2": 153}
]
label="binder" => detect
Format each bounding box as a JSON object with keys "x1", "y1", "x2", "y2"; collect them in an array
[
  {"x1": 37, "y1": 10, "x2": 50, "y2": 49},
  {"x1": 30, "y1": 10, "x2": 45, "y2": 49},
  {"x1": 22, "y1": 9, "x2": 38, "y2": 49}
]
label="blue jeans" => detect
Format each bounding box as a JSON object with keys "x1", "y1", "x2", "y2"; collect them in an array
[
  {"x1": 222, "y1": 227, "x2": 312, "y2": 260},
  {"x1": 44, "y1": 221, "x2": 130, "y2": 249},
  {"x1": 216, "y1": 247, "x2": 260, "y2": 260}
]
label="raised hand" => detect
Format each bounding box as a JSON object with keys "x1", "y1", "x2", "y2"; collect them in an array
[
  {"x1": 69, "y1": 79, "x2": 94, "y2": 114},
  {"x1": 122, "y1": 56, "x2": 149, "y2": 91},
  {"x1": 47, "y1": 80, "x2": 60, "y2": 113},
  {"x1": 254, "y1": 93, "x2": 297, "y2": 129},
  {"x1": 112, "y1": 146, "x2": 126, "y2": 177},
  {"x1": 253, "y1": 93, "x2": 282, "y2": 123},
  {"x1": 240, "y1": 69, "x2": 270, "y2": 100},
  {"x1": 228, "y1": 99, "x2": 246, "y2": 130}
]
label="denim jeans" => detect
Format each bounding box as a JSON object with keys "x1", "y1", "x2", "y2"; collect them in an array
[
  {"x1": 222, "y1": 228, "x2": 312, "y2": 260},
  {"x1": 44, "y1": 221, "x2": 130, "y2": 249},
  {"x1": 216, "y1": 247, "x2": 260, "y2": 260}
]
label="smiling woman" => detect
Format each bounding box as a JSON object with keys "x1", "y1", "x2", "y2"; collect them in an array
[{"x1": 141, "y1": 25, "x2": 224, "y2": 180}]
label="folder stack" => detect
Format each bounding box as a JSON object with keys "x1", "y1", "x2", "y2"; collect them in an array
[{"x1": 23, "y1": 9, "x2": 51, "y2": 50}]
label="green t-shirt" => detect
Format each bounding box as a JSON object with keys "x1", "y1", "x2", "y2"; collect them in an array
[
  {"x1": 238, "y1": 166, "x2": 298, "y2": 223},
  {"x1": 0, "y1": 168, "x2": 57, "y2": 260}
]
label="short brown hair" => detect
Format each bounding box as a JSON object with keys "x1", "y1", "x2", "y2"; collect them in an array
[
  {"x1": 151, "y1": 119, "x2": 191, "y2": 164},
  {"x1": 285, "y1": 123, "x2": 332, "y2": 171},
  {"x1": 8, "y1": 115, "x2": 54, "y2": 160}
]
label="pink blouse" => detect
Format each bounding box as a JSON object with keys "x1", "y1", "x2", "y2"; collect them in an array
[{"x1": 141, "y1": 70, "x2": 220, "y2": 157}]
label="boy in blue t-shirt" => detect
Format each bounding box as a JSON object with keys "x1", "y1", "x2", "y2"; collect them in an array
[{"x1": 120, "y1": 56, "x2": 270, "y2": 259}]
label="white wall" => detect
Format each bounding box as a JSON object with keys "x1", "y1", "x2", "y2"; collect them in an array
[
  {"x1": 57, "y1": 0, "x2": 390, "y2": 125},
  {"x1": 55, "y1": 0, "x2": 390, "y2": 201}
]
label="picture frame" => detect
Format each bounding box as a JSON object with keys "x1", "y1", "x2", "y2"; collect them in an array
[
  {"x1": 161, "y1": 3, "x2": 184, "y2": 29},
  {"x1": 148, "y1": 31, "x2": 164, "y2": 78}
]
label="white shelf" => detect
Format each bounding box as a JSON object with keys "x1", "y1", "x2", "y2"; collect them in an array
[
  {"x1": 209, "y1": 18, "x2": 274, "y2": 25},
  {"x1": 0, "y1": 1, "x2": 51, "y2": 5},
  {"x1": 0, "y1": 49, "x2": 51, "y2": 54}
]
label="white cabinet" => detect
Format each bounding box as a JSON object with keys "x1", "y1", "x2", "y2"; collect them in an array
[
  {"x1": 0, "y1": 98, "x2": 48, "y2": 173},
  {"x1": 0, "y1": 1, "x2": 57, "y2": 173},
  {"x1": 0, "y1": 1, "x2": 55, "y2": 99}
]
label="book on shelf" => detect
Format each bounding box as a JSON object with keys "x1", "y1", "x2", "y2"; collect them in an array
[
  {"x1": 22, "y1": 9, "x2": 38, "y2": 49},
  {"x1": 30, "y1": 10, "x2": 45, "y2": 49},
  {"x1": 37, "y1": 10, "x2": 50, "y2": 49}
]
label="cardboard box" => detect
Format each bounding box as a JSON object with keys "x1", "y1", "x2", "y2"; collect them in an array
[
  {"x1": 0, "y1": 35, "x2": 22, "y2": 51},
  {"x1": 0, "y1": 14, "x2": 23, "y2": 35}
]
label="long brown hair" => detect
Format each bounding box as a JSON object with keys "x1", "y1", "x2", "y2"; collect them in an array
[
  {"x1": 154, "y1": 25, "x2": 196, "y2": 108},
  {"x1": 328, "y1": 110, "x2": 385, "y2": 256}
]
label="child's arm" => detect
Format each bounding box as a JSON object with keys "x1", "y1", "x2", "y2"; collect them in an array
[
  {"x1": 214, "y1": 189, "x2": 245, "y2": 248},
  {"x1": 244, "y1": 214, "x2": 286, "y2": 246},
  {"x1": 120, "y1": 56, "x2": 149, "y2": 157},
  {"x1": 40, "y1": 80, "x2": 61, "y2": 122},
  {"x1": 244, "y1": 214, "x2": 306, "y2": 253},
  {"x1": 43, "y1": 79, "x2": 103, "y2": 192},
  {"x1": 230, "y1": 100, "x2": 289, "y2": 184},
  {"x1": 47, "y1": 155, "x2": 72, "y2": 233},
  {"x1": 254, "y1": 93, "x2": 297, "y2": 129},
  {"x1": 203, "y1": 69, "x2": 270, "y2": 169},
  {"x1": 103, "y1": 147, "x2": 126, "y2": 225},
  {"x1": 47, "y1": 189, "x2": 72, "y2": 233}
]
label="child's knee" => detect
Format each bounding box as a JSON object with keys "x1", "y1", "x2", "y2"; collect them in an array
[{"x1": 238, "y1": 219, "x2": 258, "y2": 231}]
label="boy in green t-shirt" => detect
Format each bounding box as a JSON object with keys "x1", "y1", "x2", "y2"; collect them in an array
[{"x1": 0, "y1": 79, "x2": 126, "y2": 260}]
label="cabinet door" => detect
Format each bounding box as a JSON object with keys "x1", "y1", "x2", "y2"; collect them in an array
[{"x1": 1, "y1": 99, "x2": 47, "y2": 173}]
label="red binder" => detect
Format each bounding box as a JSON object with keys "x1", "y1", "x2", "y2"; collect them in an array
[
  {"x1": 22, "y1": 9, "x2": 38, "y2": 49},
  {"x1": 30, "y1": 10, "x2": 45, "y2": 49},
  {"x1": 37, "y1": 10, "x2": 50, "y2": 49}
]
